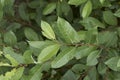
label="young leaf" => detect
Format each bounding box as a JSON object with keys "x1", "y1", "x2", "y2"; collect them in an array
[
  {"x1": 103, "y1": 11, "x2": 118, "y2": 25},
  {"x1": 51, "y1": 47, "x2": 76, "y2": 68},
  {"x1": 4, "y1": 31, "x2": 17, "y2": 46},
  {"x1": 38, "y1": 44, "x2": 60, "y2": 63},
  {"x1": 54, "y1": 17, "x2": 80, "y2": 43},
  {"x1": 43, "y1": 2, "x2": 56, "y2": 15},
  {"x1": 81, "y1": 0, "x2": 92, "y2": 18},
  {"x1": 24, "y1": 27, "x2": 39, "y2": 41},
  {"x1": 41, "y1": 21, "x2": 56, "y2": 40},
  {"x1": 68, "y1": 0, "x2": 87, "y2": 6}
]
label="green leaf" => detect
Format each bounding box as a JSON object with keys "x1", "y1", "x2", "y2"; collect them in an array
[
  {"x1": 4, "y1": 68, "x2": 16, "y2": 80},
  {"x1": 54, "y1": 17, "x2": 80, "y2": 43},
  {"x1": 43, "y1": 2, "x2": 56, "y2": 15},
  {"x1": 3, "y1": 47, "x2": 25, "y2": 66},
  {"x1": 105, "y1": 57, "x2": 119, "y2": 71},
  {"x1": 88, "y1": 67, "x2": 97, "y2": 80},
  {"x1": 18, "y1": 2, "x2": 29, "y2": 21},
  {"x1": 80, "y1": 17, "x2": 105, "y2": 29},
  {"x1": 83, "y1": 76, "x2": 90, "y2": 80},
  {"x1": 100, "y1": 0, "x2": 105, "y2": 4},
  {"x1": 29, "y1": 65, "x2": 43, "y2": 80},
  {"x1": 12, "y1": 67, "x2": 24, "y2": 80},
  {"x1": 30, "y1": 69, "x2": 42, "y2": 80},
  {"x1": 0, "y1": 62, "x2": 11, "y2": 67},
  {"x1": 61, "y1": 70, "x2": 77, "y2": 80},
  {"x1": 28, "y1": 40, "x2": 55, "y2": 56},
  {"x1": 24, "y1": 27, "x2": 39, "y2": 41},
  {"x1": 87, "y1": 50, "x2": 100, "y2": 66},
  {"x1": 114, "y1": 9, "x2": 120, "y2": 18},
  {"x1": 51, "y1": 47, "x2": 76, "y2": 68},
  {"x1": 81, "y1": 0, "x2": 92, "y2": 18},
  {"x1": 61, "y1": 1, "x2": 73, "y2": 22},
  {"x1": 23, "y1": 50, "x2": 34, "y2": 64},
  {"x1": 0, "y1": 1, "x2": 3, "y2": 21},
  {"x1": 38, "y1": 44, "x2": 60, "y2": 63},
  {"x1": 41, "y1": 21, "x2": 56, "y2": 40},
  {"x1": 97, "y1": 63, "x2": 107, "y2": 75},
  {"x1": 97, "y1": 31, "x2": 118, "y2": 47},
  {"x1": 1, "y1": 67, "x2": 24, "y2": 80},
  {"x1": 68, "y1": 0, "x2": 87, "y2": 6},
  {"x1": 4, "y1": 54, "x2": 19, "y2": 66},
  {"x1": 72, "y1": 64, "x2": 87, "y2": 74},
  {"x1": 77, "y1": 31, "x2": 86, "y2": 41},
  {"x1": 75, "y1": 46, "x2": 95, "y2": 59},
  {"x1": 103, "y1": 11, "x2": 118, "y2": 25},
  {"x1": 117, "y1": 58, "x2": 120, "y2": 67},
  {"x1": 4, "y1": 31, "x2": 17, "y2": 46}
]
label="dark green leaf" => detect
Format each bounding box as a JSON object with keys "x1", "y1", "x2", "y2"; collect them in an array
[
  {"x1": 24, "y1": 28, "x2": 39, "y2": 41},
  {"x1": 103, "y1": 11, "x2": 117, "y2": 25},
  {"x1": 4, "y1": 31, "x2": 17, "y2": 46}
]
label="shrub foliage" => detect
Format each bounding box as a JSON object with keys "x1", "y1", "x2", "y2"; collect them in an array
[{"x1": 0, "y1": 0, "x2": 120, "y2": 80}]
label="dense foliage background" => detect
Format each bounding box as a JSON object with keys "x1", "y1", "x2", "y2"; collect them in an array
[{"x1": 0, "y1": 0, "x2": 120, "y2": 80}]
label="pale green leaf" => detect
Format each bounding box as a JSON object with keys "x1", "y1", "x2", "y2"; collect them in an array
[
  {"x1": 87, "y1": 50, "x2": 100, "y2": 66},
  {"x1": 3, "y1": 47, "x2": 25, "y2": 66},
  {"x1": 68, "y1": 0, "x2": 87, "y2": 6},
  {"x1": 51, "y1": 47, "x2": 76, "y2": 68},
  {"x1": 82, "y1": 0, "x2": 92, "y2": 18},
  {"x1": 38, "y1": 44, "x2": 60, "y2": 63},
  {"x1": 54, "y1": 17, "x2": 80, "y2": 43},
  {"x1": 117, "y1": 58, "x2": 120, "y2": 67},
  {"x1": 43, "y1": 2, "x2": 56, "y2": 15},
  {"x1": 23, "y1": 50, "x2": 34, "y2": 64},
  {"x1": 12, "y1": 67, "x2": 24, "y2": 80},
  {"x1": 105, "y1": 57, "x2": 119, "y2": 71},
  {"x1": 0, "y1": 62, "x2": 11, "y2": 67},
  {"x1": 100, "y1": 0, "x2": 105, "y2": 4},
  {"x1": 41, "y1": 21, "x2": 56, "y2": 40}
]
